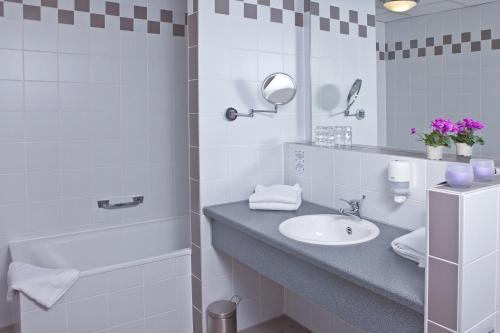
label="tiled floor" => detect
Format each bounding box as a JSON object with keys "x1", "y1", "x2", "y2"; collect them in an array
[{"x1": 241, "y1": 316, "x2": 311, "y2": 333}]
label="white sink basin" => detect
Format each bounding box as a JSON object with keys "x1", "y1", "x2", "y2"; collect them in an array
[{"x1": 279, "y1": 214, "x2": 380, "y2": 246}]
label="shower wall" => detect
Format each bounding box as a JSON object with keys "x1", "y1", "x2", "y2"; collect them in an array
[
  {"x1": 0, "y1": 0, "x2": 189, "y2": 327},
  {"x1": 381, "y1": 2, "x2": 500, "y2": 156}
]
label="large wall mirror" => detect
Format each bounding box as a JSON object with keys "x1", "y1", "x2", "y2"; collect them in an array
[{"x1": 309, "y1": 0, "x2": 500, "y2": 159}]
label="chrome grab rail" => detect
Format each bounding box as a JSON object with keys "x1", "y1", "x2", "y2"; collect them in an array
[{"x1": 97, "y1": 196, "x2": 144, "y2": 210}]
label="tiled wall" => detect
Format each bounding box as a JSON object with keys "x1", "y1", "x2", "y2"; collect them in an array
[
  {"x1": 0, "y1": 0, "x2": 189, "y2": 327},
  {"x1": 310, "y1": 0, "x2": 378, "y2": 145},
  {"x1": 14, "y1": 254, "x2": 192, "y2": 333},
  {"x1": 427, "y1": 183, "x2": 500, "y2": 332},
  {"x1": 285, "y1": 143, "x2": 453, "y2": 231},
  {"x1": 189, "y1": 0, "x2": 306, "y2": 331},
  {"x1": 381, "y1": 2, "x2": 500, "y2": 157}
]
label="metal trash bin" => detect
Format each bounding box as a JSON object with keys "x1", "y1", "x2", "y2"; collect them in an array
[{"x1": 207, "y1": 300, "x2": 237, "y2": 333}]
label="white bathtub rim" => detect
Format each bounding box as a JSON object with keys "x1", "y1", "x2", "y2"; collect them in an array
[
  {"x1": 80, "y1": 247, "x2": 191, "y2": 277},
  {"x1": 9, "y1": 216, "x2": 187, "y2": 245}
]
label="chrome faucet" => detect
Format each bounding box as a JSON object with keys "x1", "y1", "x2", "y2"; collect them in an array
[{"x1": 338, "y1": 195, "x2": 366, "y2": 220}]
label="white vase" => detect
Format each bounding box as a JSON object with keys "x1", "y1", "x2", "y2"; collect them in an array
[
  {"x1": 456, "y1": 142, "x2": 473, "y2": 157},
  {"x1": 426, "y1": 146, "x2": 443, "y2": 160}
]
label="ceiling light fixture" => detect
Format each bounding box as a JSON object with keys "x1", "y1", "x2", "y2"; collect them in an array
[{"x1": 381, "y1": 0, "x2": 419, "y2": 13}]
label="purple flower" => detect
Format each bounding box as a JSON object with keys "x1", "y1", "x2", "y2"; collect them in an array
[
  {"x1": 410, "y1": 128, "x2": 416, "y2": 135},
  {"x1": 431, "y1": 118, "x2": 456, "y2": 135},
  {"x1": 455, "y1": 118, "x2": 485, "y2": 133}
]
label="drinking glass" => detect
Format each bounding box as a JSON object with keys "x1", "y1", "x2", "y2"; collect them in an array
[
  {"x1": 333, "y1": 126, "x2": 344, "y2": 147},
  {"x1": 344, "y1": 126, "x2": 353, "y2": 147}
]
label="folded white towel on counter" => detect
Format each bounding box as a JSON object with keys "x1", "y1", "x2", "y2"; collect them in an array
[
  {"x1": 249, "y1": 197, "x2": 302, "y2": 211},
  {"x1": 249, "y1": 184, "x2": 302, "y2": 205},
  {"x1": 7, "y1": 262, "x2": 80, "y2": 308},
  {"x1": 391, "y1": 227, "x2": 426, "y2": 268}
]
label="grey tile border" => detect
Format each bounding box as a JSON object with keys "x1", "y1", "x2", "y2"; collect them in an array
[
  {"x1": 173, "y1": 24, "x2": 185, "y2": 37},
  {"x1": 23, "y1": 4, "x2": 41, "y2": 20},
  {"x1": 379, "y1": 28, "x2": 500, "y2": 61},
  {"x1": 427, "y1": 257, "x2": 458, "y2": 331},
  {"x1": 58, "y1": 9, "x2": 74, "y2": 25},
  {"x1": 295, "y1": 12, "x2": 303, "y2": 27},
  {"x1": 1, "y1": 0, "x2": 187, "y2": 36},
  {"x1": 133, "y1": 5, "x2": 147, "y2": 19},
  {"x1": 105, "y1": 1, "x2": 119, "y2": 16},
  {"x1": 358, "y1": 25, "x2": 367, "y2": 38},
  {"x1": 90, "y1": 13, "x2": 105, "y2": 28},
  {"x1": 340, "y1": 21, "x2": 349, "y2": 35},
  {"x1": 428, "y1": 191, "x2": 459, "y2": 264},
  {"x1": 161, "y1": 9, "x2": 173, "y2": 23},
  {"x1": 75, "y1": 0, "x2": 89, "y2": 12},
  {"x1": 349, "y1": 10, "x2": 358, "y2": 24},
  {"x1": 147, "y1": 20, "x2": 160, "y2": 34},
  {"x1": 215, "y1": 0, "x2": 229, "y2": 15},
  {"x1": 270, "y1": 7, "x2": 283, "y2": 23},
  {"x1": 283, "y1": 0, "x2": 294, "y2": 11},
  {"x1": 41, "y1": 0, "x2": 58, "y2": 8},
  {"x1": 330, "y1": 5, "x2": 339, "y2": 20},
  {"x1": 188, "y1": 13, "x2": 198, "y2": 47},
  {"x1": 219, "y1": 0, "x2": 375, "y2": 40},
  {"x1": 493, "y1": 39, "x2": 500, "y2": 50},
  {"x1": 318, "y1": 17, "x2": 329, "y2": 32},
  {"x1": 244, "y1": 3, "x2": 257, "y2": 19},
  {"x1": 120, "y1": 17, "x2": 133, "y2": 31},
  {"x1": 481, "y1": 29, "x2": 491, "y2": 40}
]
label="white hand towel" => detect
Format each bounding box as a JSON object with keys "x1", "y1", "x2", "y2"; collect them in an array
[
  {"x1": 7, "y1": 262, "x2": 80, "y2": 309},
  {"x1": 391, "y1": 227, "x2": 426, "y2": 268},
  {"x1": 249, "y1": 184, "x2": 302, "y2": 205},
  {"x1": 250, "y1": 197, "x2": 302, "y2": 211}
]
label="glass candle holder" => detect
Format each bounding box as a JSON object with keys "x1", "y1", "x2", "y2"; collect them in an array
[
  {"x1": 470, "y1": 159, "x2": 496, "y2": 182},
  {"x1": 445, "y1": 164, "x2": 474, "y2": 188}
]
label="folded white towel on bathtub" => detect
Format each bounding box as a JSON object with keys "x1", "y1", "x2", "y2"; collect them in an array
[
  {"x1": 6, "y1": 262, "x2": 79, "y2": 308},
  {"x1": 391, "y1": 227, "x2": 426, "y2": 268}
]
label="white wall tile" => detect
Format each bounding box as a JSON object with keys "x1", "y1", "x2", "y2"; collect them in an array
[
  {"x1": 462, "y1": 189, "x2": 498, "y2": 264},
  {"x1": 461, "y1": 253, "x2": 496, "y2": 331},
  {"x1": 0, "y1": 50, "x2": 23, "y2": 80},
  {"x1": 24, "y1": 82, "x2": 58, "y2": 112},
  {"x1": 0, "y1": 80, "x2": 23, "y2": 112},
  {"x1": 23, "y1": 21, "x2": 58, "y2": 52},
  {"x1": 21, "y1": 305, "x2": 67, "y2": 333},
  {"x1": 24, "y1": 51, "x2": 58, "y2": 81}
]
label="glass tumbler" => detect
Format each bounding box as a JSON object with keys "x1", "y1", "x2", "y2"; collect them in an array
[
  {"x1": 333, "y1": 126, "x2": 344, "y2": 147},
  {"x1": 314, "y1": 126, "x2": 327, "y2": 146},
  {"x1": 344, "y1": 126, "x2": 353, "y2": 147}
]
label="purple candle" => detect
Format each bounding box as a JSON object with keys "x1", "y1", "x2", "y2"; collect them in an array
[
  {"x1": 446, "y1": 164, "x2": 473, "y2": 188},
  {"x1": 470, "y1": 159, "x2": 495, "y2": 182}
]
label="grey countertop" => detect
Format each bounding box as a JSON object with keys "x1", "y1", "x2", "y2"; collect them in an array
[{"x1": 203, "y1": 201, "x2": 425, "y2": 313}]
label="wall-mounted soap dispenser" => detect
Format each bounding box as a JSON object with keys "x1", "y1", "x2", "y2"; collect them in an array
[{"x1": 388, "y1": 160, "x2": 413, "y2": 203}]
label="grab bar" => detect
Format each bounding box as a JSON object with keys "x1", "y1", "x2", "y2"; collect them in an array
[{"x1": 97, "y1": 196, "x2": 144, "y2": 210}]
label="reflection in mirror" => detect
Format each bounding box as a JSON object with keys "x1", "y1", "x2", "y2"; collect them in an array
[
  {"x1": 344, "y1": 79, "x2": 365, "y2": 120},
  {"x1": 262, "y1": 73, "x2": 297, "y2": 106},
  {"x1": 309, "y1": 0, "x2": 499, "y2": 158}
]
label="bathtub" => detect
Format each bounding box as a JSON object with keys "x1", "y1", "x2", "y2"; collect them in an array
[{"x1": 9, "y1": 219, "x2": 192, "y2": 333}]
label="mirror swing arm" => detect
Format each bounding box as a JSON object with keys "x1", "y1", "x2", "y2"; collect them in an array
[
  {"x1": 225, "y1": 104, "x2": 279, "y2": 121},
  {"x1": 224, "y1": 72, "x2": 297, "y2": 122}
]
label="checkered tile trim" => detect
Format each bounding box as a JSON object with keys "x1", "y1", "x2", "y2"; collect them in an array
[
  {"x1": 0, "y1": 0, "x2": 186, "y2": 37},
  {"x1": 377, "y1": 29, "x2": 500, "y2": 61},
  {"x1": 214, "y1": 0, "x2": 375, "y2": 38}
]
